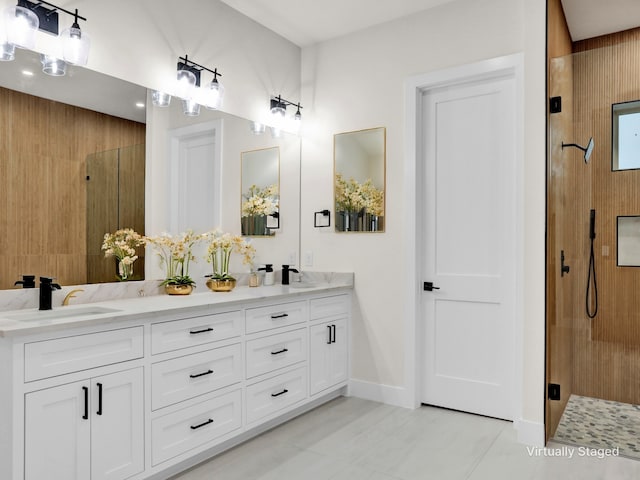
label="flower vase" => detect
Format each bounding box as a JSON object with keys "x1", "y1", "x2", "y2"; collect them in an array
[
  {"x1": 206, "y1": 278, "x2": 237, "y2": 292},
  {"x1": 116, "y1": 258, "x2": 134, "y2": 281},
  {"x1": 242, "y1": 214, "x2": 267, "y2": 236},
  {"x1": 164, "y1": 284, "x2": 193, "y2": 295}
]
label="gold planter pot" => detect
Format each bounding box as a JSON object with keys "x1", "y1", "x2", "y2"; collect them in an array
[
  {"x1": 164, "y1": 284, "x2": 193, "y2": 295},
  {"x1": 206, "y1": 278, "x2": 236, "y2": 292}
]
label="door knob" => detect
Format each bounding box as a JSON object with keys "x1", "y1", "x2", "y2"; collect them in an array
[{"x1": 423, "y1": 282, "x2": 440, "y2": 292}]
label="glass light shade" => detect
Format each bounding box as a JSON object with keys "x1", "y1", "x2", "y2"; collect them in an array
[
  {"x1": 182, "y1": 98, "x2": 200, "y2": 116},
  {"x1": 203, "y1": 79, "x2": 224, "y2": 110},
  {"x1": 250, "y1": 121, "x2": 266, "y2": 135},
  {"x1": 176, "y1": 69, "x2": 196, "y2": 99},
  {"x1": 270, "y1": 126, "x2": 282, "y2": 139},
  {"x1": 152, "y1": 90, "x2": 171, "y2": 107},
  {"x1": 61, "y1": 26, "x2": 90, "y2": 66},
  {"x1": 4, "y1": 6, "x2": 39, "y2": 50},
  {"x1": 1, "y1": 42, "x2": 15, "y2": 61},
  {"x1": 271, "y1": 104, "x2": 285, "y2": 118},
  {"x1": 41, "y1": 54, "x2": 67, "y2": 76}
]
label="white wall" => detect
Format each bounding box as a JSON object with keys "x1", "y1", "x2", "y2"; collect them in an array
[{"x1": 300, "y1": 0, "x2": 546, "y2": 437}]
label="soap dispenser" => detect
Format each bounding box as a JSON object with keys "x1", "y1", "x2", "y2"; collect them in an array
[{"x1": 259, "y1": 264, "x2": 275, "y2": 286}]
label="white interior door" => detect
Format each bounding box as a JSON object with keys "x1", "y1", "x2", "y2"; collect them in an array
[{"x1": 421, "y1": 73, "x2": 516, "y2": 420}]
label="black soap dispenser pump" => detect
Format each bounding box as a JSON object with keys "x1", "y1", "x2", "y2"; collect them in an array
[{"x1": 258, "y1": 264, "x2": 274, "y2": 286}]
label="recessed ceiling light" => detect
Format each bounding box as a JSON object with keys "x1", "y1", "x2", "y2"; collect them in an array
[
  {"x1": 21, "y1": 70, "x2": 34, "y2": 77},
  {"x1": 135, "y1": 102, "x2": 145, "y2": 108}
]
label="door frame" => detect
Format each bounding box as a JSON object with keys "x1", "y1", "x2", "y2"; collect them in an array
[{"x1": 403, "y1": 54, "x2": 525, "y2": 422}]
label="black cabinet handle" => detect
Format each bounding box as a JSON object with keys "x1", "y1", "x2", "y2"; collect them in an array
[
  {"x1": 96, "y1": 382, "x2": 103, "y2": 416},
  {"x1": 423, "y1": 282, "x2": 440, "y2": 292},
  {"x1": 331, "y1": 324, "x2": 336, "y2": 344},
  {"x1": 271, "y1": 348, "x2": 289, "y2": 355},
  {"x1": 271, "y1": 389, "x2": 288, "y2": 397},
  {"x1": 190, "y1": 327, "x2": 213, "y2": 335},
  {"x1": 270, "y1": 313, "x2": 289, "y2": 319},
  {"x1": 190, "y1": 418, "x2": 214, "y2": 430},
  {"x1": 327, "y1": 325, "x2": 332, "y2": 344},
  {"x1": 82, "y1": 386, "x2": 89, "y2": 420},
  {"x1": 190, "y1": 369, "x2": 214, "y2": 379}
]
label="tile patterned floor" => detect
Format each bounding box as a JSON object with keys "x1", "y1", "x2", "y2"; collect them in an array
[
  {"x1": 170, "y1": 396, "x2": 640, "y2": 480},
  {"x1": 553, "y1": 394, "x2": 640, "y2": 459}
]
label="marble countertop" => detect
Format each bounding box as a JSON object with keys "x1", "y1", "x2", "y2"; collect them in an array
[{"x1": 0, "y1": 273, "x2": 353, "y2": 338}]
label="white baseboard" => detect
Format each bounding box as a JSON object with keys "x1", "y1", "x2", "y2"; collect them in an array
[
  {"x1": 348, "y1": 379, "x2": 407, "y2": 408},
  {"x1": 514, "y1": 418, "x2": 545, "y2": 446}
]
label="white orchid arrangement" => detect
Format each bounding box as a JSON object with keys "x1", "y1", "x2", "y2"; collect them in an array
[
  {"x1": 145, "y1": 230, "x2": 206, "y2": 286},
  {"x1": 335, "y1": 173, "x2": 384, "y2": 216},
  {"x1": 205, "y1": 229, "x2": 256, "y2": 280},
  {"x1": 241, "y1": 184, "x2": 279, "y2": 217},
  {"x1": 101, "y1": 228, "x2": 144, "y2": 280}
]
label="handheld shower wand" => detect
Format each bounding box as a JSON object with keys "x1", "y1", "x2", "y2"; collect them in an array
[{"x1": 586, "y1": 209, "x2": 598, "y2": 318}]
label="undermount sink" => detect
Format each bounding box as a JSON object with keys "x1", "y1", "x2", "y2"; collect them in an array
[{"x1": 5, "y1": 306, "x2": 122, "y2": 322}]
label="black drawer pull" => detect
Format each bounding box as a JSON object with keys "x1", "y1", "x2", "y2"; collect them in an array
[
  {"x1": 270, "y1": 313, "x2": 289, "y2": 319},
  {"x1": 190, "y1": 327, "x2": 214, "y2": 335},
  {"x1": 190, "y1": 369, "x2": 214, "y2": 379},
  {"x1": 82, "y1": 386, "x2": 89, "y2": 420},
  {"x1": 190, "y1": 418, "x2": 214, "y2": 430},
  {"x1": 327, "y1": 325, "x2": 332, "y2": 344},
  {"x1": 271, "y1": 389, "x2": 288, "y2": 397},
  {"x1": 271, "y1": 348, "x2": 289, "y2": 356},
  {"x1": 96, "y1": 382, "x2": 103, "y2": 416}
]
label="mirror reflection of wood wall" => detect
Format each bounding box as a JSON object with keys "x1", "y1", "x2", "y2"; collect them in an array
[
  {"x1": 334, "y1": 127, "x2": 386, "y2": 232},
  {"x1": 0, "y1": 86, "x2": 145, "y2": 290}
]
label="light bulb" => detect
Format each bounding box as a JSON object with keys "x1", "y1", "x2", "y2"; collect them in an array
[{"x1": 204, "y1": 78, "x2": 224, "y2": 110}]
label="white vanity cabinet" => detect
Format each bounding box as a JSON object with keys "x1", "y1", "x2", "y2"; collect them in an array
[
  {"x1": 0, "y1": 287, "x2": 351, "y2": 480},
  {"x1": 24, "y1": 367, "x2": 144, "y2": 480},
  {"x1": 308, "y1": 295, "x2": 350, "y2": 396}
]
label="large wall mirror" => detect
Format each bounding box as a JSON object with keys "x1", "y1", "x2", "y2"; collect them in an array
[
  {"x1": 0, "y1": 48, "x2": 147, "y2": 289},
  {"x1": 334, "y1": 127, "x2": 386, "y2": 232},
  {"x1": 241, "y1": 147, "x2": 280, "y2": 236}
]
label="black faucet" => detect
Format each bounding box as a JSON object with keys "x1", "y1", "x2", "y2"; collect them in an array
[
  {"x1": 39, "y1": 277, "x2": 61, "y2": 311},
  {"x1": 281, "y1": 265, "x2": 299, "y2": 285},
  {"x1": 15, "y1": 275, "x2": 36, "y2": 288}
]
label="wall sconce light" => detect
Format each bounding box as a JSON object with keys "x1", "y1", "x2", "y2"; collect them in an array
[
  {"x1": 3, "y1": 1, "x2": 89, "y2": 68},
  {"x1": 249, "y1": 121, "x2": 266, "y2": 135},
  {"x1": 153, "y1": 55, "x2": 224, "y2": 116},
  {"x1": 267, "y1": 212, "x2": 280, "y2": 230},
  {"x1": 269, "y1": 95, "x2": 303, "y2": 133},
  {"x1": 314, "y1": 210, "x2": 331, "y2": 228},
  {"x1": 41, "y1": 53, "x2": 65, "y2": 75}
]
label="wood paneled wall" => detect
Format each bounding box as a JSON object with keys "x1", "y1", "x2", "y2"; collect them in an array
[
  {"x1": 569, "y1": 28, "x2": 640, "y2": 404},
  {"x1": 0, "y1": 87, "x2": 145, "y2": 290}
]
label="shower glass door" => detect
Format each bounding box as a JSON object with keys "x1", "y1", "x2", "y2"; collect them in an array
[{"x1": 547, "y1": 33, "x2": 640, "y2": 457}]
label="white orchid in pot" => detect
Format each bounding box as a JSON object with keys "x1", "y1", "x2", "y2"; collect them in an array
[
  {"x1": 205, "y1": 229, "x2": 255, "y2": 292},
  {"x1": 145, "y1": 230, "x2": 205, "y2": 295}
]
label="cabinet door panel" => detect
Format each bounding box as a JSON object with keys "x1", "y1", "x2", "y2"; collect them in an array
[
  {"x1": 309, "y1": 318, "x2": 348, "y2": 396},
  {"x1": 91, "y1": 367, "x2": 144, "y2": 480},
  {"x1": 25, "y1": 381, "x2": 91, "y2": 480}
]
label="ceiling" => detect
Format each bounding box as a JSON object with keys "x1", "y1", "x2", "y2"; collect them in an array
[
  {"x1": 562, "y1": 0, "x2": 640, "y2": 42},
  {"x1": 221, "y1": 0, "x2": 640, "y2": 47}
]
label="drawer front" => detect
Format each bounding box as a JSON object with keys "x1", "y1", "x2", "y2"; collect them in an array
[
  {"x1": 246, "y1": 328, "x2": 307, "y2": 378},
  {"x1": 152, "y1": 343, "x2": 242, "y2": 410},
  {"x1": 309, "y1": 294, "x2": 350, "y2": 321},
  {"x1": 151, "y1": 310, "x2": 243, "y2": 354},
  {"x1": 245, "y1": 301, "x2": 307, "y2": 334},
  {"x1": 152, "y1": 389, "x2": 242, "y2": 466},
  {"x1": 24, "y1": 327, "x2": 143, "y2": 382},
  {"x1": 246, "y1": 367, "x2": 307, "y2": 424}
]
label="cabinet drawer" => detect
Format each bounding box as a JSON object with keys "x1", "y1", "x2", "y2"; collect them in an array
[
  {"x1": 24, "y1": 327, "x2": 143, "y2": 382},
  {"x1": 152, "y1": 343, "x2": 242, "y2": 410},
  {"x1": 309, "y1": 294, "x2": 349, "y2": 321},
  {"x1": 152, "y1": 389, "x2": 242, "y2": 466},
  {"x1": 246, "y1": 328, "x2": 307, "y2": 378},
  {"x1": 246, "y1": 367, "x2": 307, "y2": 424},
  {"x1": 245, "y1": 301, "x2": 307, "y2": 334},
  {"x1": 151, "y1": 310, "x2": 242, "y2": 354}
]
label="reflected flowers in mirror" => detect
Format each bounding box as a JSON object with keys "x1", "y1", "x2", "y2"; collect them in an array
[{"x1": 101, "y1": 228, "x2": 144, "y2": 281}]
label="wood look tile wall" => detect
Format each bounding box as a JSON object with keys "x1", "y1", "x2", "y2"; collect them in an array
[{"x1": 0, "y1": 87, "x2": 145, "y2": 290}]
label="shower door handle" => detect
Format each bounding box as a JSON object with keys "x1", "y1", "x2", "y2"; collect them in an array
[
  {"x1": 423, "y1": 282, "x2": 440, "y2": 292},
  {"x1": 561, "y1": 250, "x2": 570, "y2": 277}
]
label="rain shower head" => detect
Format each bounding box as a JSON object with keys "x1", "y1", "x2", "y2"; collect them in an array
[{"x1": 562, "y1": 137, "x2": 594, "y2": 163}]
